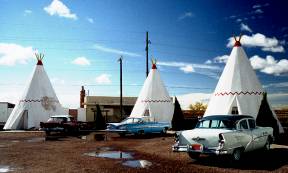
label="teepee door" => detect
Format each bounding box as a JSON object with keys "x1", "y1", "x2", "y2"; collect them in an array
[{"x1": 17, "y1": 110, "x2": 28, "y2": 129}]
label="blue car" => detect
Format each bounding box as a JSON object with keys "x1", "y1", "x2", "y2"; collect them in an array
[{"x1": 107, "y1": 117, "x2": 171, "y2": 136}]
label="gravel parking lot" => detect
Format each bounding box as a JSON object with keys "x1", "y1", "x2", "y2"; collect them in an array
[{"x1": 0, "y1": 132, "x2": 288, "y2": 173}]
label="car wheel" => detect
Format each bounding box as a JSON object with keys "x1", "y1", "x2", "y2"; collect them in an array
[
  {"x1": 137, "y1": 130, "x2": 144, "y2": 136},
  {"x1": 188, "y1": 152, "x2": 200, "y2": 160},
  {"x1": 161, "y1": 127, "x2": 168, "y2": 134},
  {"x1": 119, "y1": 133, "x2": 126, "y2": 137},
  {"x1": 232, "y1": 148, "x2": 242, "y2": 161}
]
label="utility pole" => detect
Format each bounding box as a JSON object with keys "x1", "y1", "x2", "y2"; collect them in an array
[
  {"x1": 145, "y1": 31, "x2": 151, "y2": 77},
  {"x1": 118, "y1": 56, "x2": 123, "y2": 120}
]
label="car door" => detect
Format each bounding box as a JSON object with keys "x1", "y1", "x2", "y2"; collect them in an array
[
  {"x1": 236, "y1": 119, "x2": 254, "y2": 152},
  {"x1": 248, "y1": 119, "x2": 266, "y2": 149}
]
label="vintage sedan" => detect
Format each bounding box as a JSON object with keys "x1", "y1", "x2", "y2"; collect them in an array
[
  {"x1": 172, "y1": 115, "x2": 274, "y2": 161},
  {"x1": 107, "y1": 117, "x2": 170, "y2": 136}
]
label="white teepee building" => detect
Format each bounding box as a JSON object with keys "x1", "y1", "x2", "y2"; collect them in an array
[
  {"x1": 204, "y1": 36, "x2": 283, "y2": 133},
  {"x1": 129, "y1": 60, "x2": 174, "y2": 123},
  {"x1": 4, "y1": 54, "x2": 66, "y2": 130}
]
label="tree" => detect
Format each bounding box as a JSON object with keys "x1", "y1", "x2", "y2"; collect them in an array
[
  {"x1": 189, "y1": 102, "x2": 207, "y2": 116},
  {"x1": 171, "y1": 97, "x2": 185, "y2": 131},
  {"x1": 256, "y1": 92, "x2": 279, "y2": 136}
]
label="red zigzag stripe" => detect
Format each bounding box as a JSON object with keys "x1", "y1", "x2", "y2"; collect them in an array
[
  {"x1": 214, "y1": 91, "x2": 264, "y2": 96},
  {"x1": 19, "y1": 99, "x2": 59, "y2": 103}
]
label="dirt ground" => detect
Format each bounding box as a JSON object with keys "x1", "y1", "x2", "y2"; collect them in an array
[{"x1": 1, "y1": 132, "x2": 288, "y2": 173}]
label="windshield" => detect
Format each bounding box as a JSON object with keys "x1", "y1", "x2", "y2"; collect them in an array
[
  {"x1": 196, "y1": 119, "x2": 236, "y2": 129},
  {"x1": 121, "y1": 118, "x2": 140, "y2": 124}
]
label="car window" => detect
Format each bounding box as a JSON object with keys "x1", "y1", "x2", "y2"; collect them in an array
[
  {"x1": 211, "y1": 120, "x2": 220, "y2": 128},
  {"x1": 248, "y1": 119, "x2": 256, "y2": 129},
  {"x1": 121, "y1": 118, "x2": 134, "y2": 124},
  {"x1": 220, "y1": 120, "x2": 236, "y2": 129},
  {"x1": 239, "y1": 120, "x2": 249, "y2": 130},
  {"x1": 133, "y1": 118, "x2": 140, "y2": 123},
  {"x1": 197, "y1": 120, "x2": 210, "y2": 128},
  {"x1": 196, "y1": 119, "x2": 236, "y2": 129}
]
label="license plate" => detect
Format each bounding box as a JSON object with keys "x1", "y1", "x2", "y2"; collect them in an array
[{"x1": 191, "y1": 144, "x2": 203, "y2": 151}]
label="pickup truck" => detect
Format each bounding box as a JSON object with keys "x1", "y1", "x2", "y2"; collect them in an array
[
  {"x1": 107, "y1": 117, "x2": 171, "y2": 136},
  {"x1": 172, "y1": 115, "x2": 274, "y2": 161}
]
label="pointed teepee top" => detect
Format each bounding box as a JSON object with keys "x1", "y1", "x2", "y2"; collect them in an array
[
  {"x1": 233, "y1": 34, "x2": 242, "y2": 47},
  {"x1": 151, "y1": 58, "x2": 157, "y2": 69},
  {"x1": 35, "y1": 53, "x2": 44, "y2": 66}
]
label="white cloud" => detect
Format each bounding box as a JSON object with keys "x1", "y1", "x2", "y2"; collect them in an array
[
  {"x1": 178, "y1": 12, "x2": 194, "y2": 20},
  {"x1": 254, "y1": 9, "x2": 263, "y2": 14},
  {"x1": 0, "y1": 43, "x2": 36, "y2": 66},
  {"x1": 227, "y1": 33, "x2": 285, "y2": 53},
  {"x1": 180, "y1": 65, "x2": 195, "y2": 73},
  {"x1": 213, "y1": 55, "x2": 229, "y2": 63},
  {"x1": 250, "y1": 55, "x2": 288, "y2": 75},
  {"x1": 236, "y1": 19, "x2": 242, "y2": 23},
  {"x1": 71, "y1": 57, "x2": 91, "y2": 66},
  {"x1": 177, "y1": 93, "x2": 211, "y2": 110},
  {"x1": 24, "y1": 9, "x2": 32, "y2": 15},
  {"x1": 44, "y1": 0, "x2": 77, "y2": 20},
  {"x1": 205, "y1": 60, "x2": 212, "y2": 64},
  {"x1": 87, "y1": 17, "x2": 94, "y2": 23},
  {"x1": 252, "y1": 3, "x2": 269, "y2": 9},
  {"x1": 264, "y1": 82, "x2": 288, "y2": 88},
  {"x1": 158, "y1": 61, "x2": 220, "y2": 78},
  {"x1": 96, "y1": 74, "x2": 112, "y2": 84},
  {"x1": 158, "y1": 61, "x2": 219, "y2": 70},
  {"x1": 252, "y1": 4, "x2": 261, "y2": 9},
  {"x1": 93, "y1": 44, "x2": 141, "y2": 57},
  {"x1": 240, "y1": 23, "x2": 252, "y2": 33}
]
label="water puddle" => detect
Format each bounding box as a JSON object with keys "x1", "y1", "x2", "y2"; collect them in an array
[
  {"x1": 122, "y1": 160, "x2": 152, "y2": 168},
  {"x1": 26, "y1": 137, "x2": 45, "y2": 143},
  {"x1": 0, "y1": 165, "x2": 17, "y2": 172},
  {"x1": 84, "y1": 151, "x2": 133, "y2": 159}
]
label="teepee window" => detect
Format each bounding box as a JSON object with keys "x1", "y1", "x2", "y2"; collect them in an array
[{"x1": 231, "y1": 106, "x2": 239, "y2": 115}]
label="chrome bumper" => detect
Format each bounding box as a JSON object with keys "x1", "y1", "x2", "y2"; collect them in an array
[
  {"x1": 172, "y1": 143, "x2": 189, "y2": 152},
  {"x1": 172, "y1": 143, "x2": 229, "y2": 155}
]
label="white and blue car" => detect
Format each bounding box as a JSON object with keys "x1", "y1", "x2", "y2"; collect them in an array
[
  {"x1": 107, "y1": 117, "x2": 170, "y2": 136},
  {"x1": 172, "y1": 115, "x2": 274, "y2": 161}
]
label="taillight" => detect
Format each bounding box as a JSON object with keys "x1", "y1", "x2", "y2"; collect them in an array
[{"x1": 175, "y1": 133, "x2": 180, "y2": 142}]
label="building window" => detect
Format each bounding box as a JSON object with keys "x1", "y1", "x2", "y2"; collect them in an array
[{"x1": 231, "y1": 106, "x2": 238, "y2": 115}]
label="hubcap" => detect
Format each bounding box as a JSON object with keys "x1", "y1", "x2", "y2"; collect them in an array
[{"x1": 233, "y1": 149, "x2": 241, "y2": 161}]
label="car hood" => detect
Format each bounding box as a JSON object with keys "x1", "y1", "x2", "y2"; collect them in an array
[{"x1": 178, "y1": 128, "x2": 233, "y2": 147}]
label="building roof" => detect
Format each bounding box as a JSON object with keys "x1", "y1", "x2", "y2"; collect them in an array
[
  {"x1": 84, "y1": 96, "x2": 137, "y2": 106},
  {"x1": 0, "y1": 102, "x2": 15, "y2": 108}
]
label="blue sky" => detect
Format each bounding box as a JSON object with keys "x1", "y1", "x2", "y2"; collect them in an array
[{"x1": 0, "y1": 0, "x2": 288, "y2": 109}]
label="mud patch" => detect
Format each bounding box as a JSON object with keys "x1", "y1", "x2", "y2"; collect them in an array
[{"x1": 84, "y1": 151, "x2": 133, "y2": 159}]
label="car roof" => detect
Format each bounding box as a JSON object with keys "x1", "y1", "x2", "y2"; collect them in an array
[
  {"x1": 50, "y1": 115, "x2": 73, "y2": 118},
  {"x1": 201, "y1": 115, "x2": 254, "y2": 121}
]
